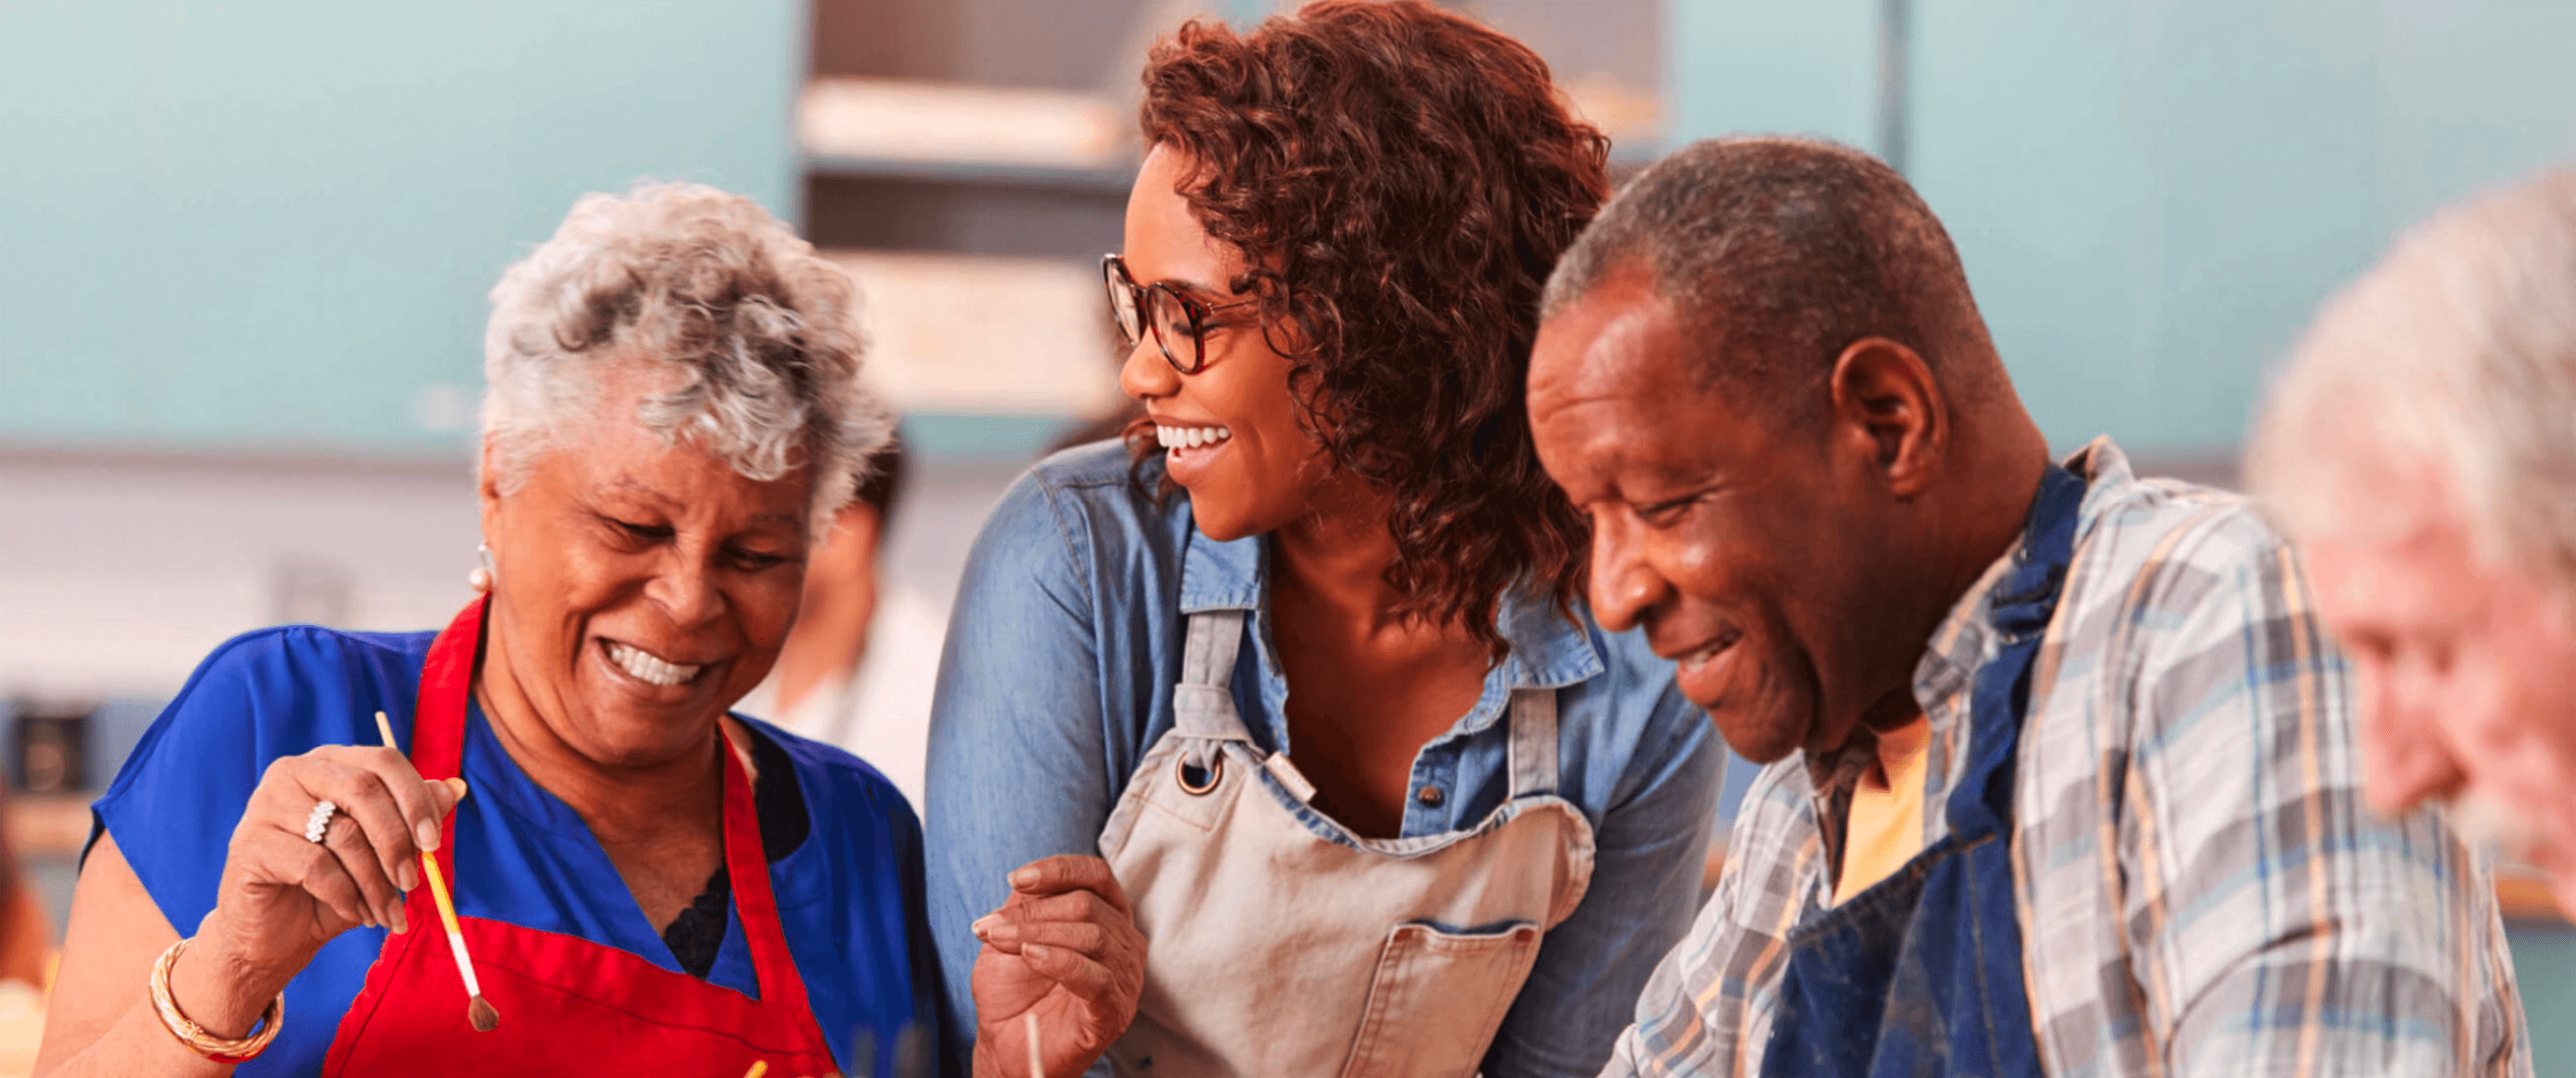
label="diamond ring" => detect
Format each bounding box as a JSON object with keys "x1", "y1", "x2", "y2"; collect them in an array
[{"x1": 304, "y1": 799, "x2": 339, "y2": 844}]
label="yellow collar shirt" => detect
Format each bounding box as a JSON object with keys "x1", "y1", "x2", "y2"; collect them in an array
[{"x1": 1830, "y1": 715, "x2": 1932, "y2": 908}]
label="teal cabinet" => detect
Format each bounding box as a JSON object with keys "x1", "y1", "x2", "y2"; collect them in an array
[
  {"x1": 1668, "y1": 0, "x2": 2576, "y2": 456},
  {"x1": 0, "y1": 1, "x2": 799, "y2": 453}
]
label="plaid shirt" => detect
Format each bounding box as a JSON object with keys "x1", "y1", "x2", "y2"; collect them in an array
[{"x1": 1604, "y1": 439, "x2": 2529, "y2": 1078}]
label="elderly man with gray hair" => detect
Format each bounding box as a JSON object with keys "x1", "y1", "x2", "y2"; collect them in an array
[
  {"x1": 2247, "y1": 170, "x2": 2576, "y2": 919},
  {"x1": 1526, "y1": 135, "x2": 2528, "y2": 1078}
]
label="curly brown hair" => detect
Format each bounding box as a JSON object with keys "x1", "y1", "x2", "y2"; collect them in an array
[{"x1": 1129, "y1": 0, "x2": 1609, "y2": 656}]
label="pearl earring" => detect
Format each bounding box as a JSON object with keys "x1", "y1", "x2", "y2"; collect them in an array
[{"x1": 468, "y1": 542, "x2": 494, "y2": 592}]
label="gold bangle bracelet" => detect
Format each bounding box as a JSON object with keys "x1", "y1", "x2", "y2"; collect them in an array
[{"x1": 149, "y1": 937, "x2": 285, "y2": 1064}]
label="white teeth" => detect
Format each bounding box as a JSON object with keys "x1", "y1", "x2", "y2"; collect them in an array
[
  {"x1": 605, "y1": 641, "x2": 701, "y2": 687},
  {"x1": 1156, "y1": 424, "x2": 1232, "y2": 449},
  {"x1": 1681, "y1": 642, "x2": 1730, "y2": 673}
]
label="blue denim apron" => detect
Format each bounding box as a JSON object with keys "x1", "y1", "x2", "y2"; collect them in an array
[{"x1": 1757, "y1": 464, "x2": 2087, "y2": 1078}]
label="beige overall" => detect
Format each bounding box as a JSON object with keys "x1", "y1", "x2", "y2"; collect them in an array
[{"x1": 1097, "y1": 609, "x2": 1598, "y2": 1078}]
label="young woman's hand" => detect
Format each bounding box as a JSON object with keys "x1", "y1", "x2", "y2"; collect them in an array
[{"x1": 969, "y1": 855, "x2": 1147, "y2": 1078}]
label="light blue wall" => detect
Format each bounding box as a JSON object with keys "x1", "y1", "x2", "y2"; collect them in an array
[
  {"x1": 0, "y1": 1, "x2": 800, "y2": 455},
  {"x1": 1668, "y1": 0, "x2": 2576, "y2": 456},
  {"x1": 1669, "y1": 0, "x2": 1880, "y2": 152},
  {"x1": 2509, "y1": 925, "x2": 2576, "y2": 1071}
]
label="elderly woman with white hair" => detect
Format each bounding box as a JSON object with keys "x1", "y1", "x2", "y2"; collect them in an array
[
  {"x1": 32, "y1": 182, "x2": 997, "y2": 1077},
  {"x1": 2247, "y1": 169, "x2": 2576, "y2": 919}
]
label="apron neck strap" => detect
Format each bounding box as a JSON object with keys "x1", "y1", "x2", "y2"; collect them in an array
[
  {"x1": 716, "y1": 724, "x2": 812, "y2": 1016},
  {"x1": 1946, "y1": 463, "x2": 2090, "y2": 838},
  {"x1": 409, "y1": 596, "x2": 485, "y2": 783},
  {"x1": 1505, "y1": 688, "x2": 1561, "y2": 797},
  {"x1": 1174, "y1": 610, "x2": 1257, "y2": 745}
]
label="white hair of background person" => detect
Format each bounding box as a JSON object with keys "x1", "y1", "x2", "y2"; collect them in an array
[
  {"x1": 2245, "y1": 169, "x2": 2576, "y2": 590},
  {"x1": 480, "y1": 180, "x2": 894, "y2": 535}
]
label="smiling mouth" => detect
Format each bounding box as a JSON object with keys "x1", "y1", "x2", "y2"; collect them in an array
[
  {"x1": 1155, "y1": 423, "x2": 1232, "y2": 452},
  {"x1": 1672, "y1": 632, "x2": 1742, "y2": 679},
  {"x1": 601, "y1": 640, "x2": 705, "y2": 687}
]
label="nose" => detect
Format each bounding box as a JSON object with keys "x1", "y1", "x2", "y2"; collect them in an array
[
  {"x1": 1588, "y1": 514, "x2": 1671, "y2": 633},
  {"x1": 2354, "y1": 658, "x2": 2467, "y2": 815},
  {"x1": 644, "y1": 549, "x2": 725, "y2": 630},
  {"x1": 1118, "y1": 333, "x2": 1180, "y2": 403}
]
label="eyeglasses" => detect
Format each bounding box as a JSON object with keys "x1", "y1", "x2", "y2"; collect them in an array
[{"x1": 1102, "y1": 254, "x2": 1257, "y2": 375}]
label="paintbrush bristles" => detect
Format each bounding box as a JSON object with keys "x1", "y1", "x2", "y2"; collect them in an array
[{"x1": 468, "y1": 995, "x2": 499, "y2": 1033}]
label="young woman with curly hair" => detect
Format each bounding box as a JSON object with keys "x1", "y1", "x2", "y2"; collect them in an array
[{"x1": 928, "y1": 4, "x2": 1720, "y2": 1076}]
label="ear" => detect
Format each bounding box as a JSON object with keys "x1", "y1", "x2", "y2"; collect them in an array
[
  {"x1": 477, "y1": 437, "x2": 506, "y2": 544},
  {"x1": 1825, "y1": 337, "x2": 1946, "y2": 499}
]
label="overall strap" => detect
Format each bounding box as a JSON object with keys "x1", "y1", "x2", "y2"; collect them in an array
[
  {"x1": 1172, "y1": 609, "x2": 1257, "y2": 745},
  {"x1": 1945, "y1": 464, "x2": 2089, "y2": 840},
  {"x1": 1504, "y1": 688, "x2": 1561, "y2": 798}
]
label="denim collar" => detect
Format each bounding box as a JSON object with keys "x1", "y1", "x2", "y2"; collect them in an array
[{"x1": 1177, "y1": 525, "x2": 1603, "y2": 695}]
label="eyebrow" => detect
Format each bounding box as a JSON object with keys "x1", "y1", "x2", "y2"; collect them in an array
[
  {"x1": 600, "y1": 480, "x2": 805, "y2": 532},
  {"x1": 599, "y1": 478, "x2": 670, "y2": 505},
  {"x1": 1132, "y1": 262, "x2": 1234, "y2": 302},
  {"x1": 1613, "y1": 463, "x2": 1727, "y2": 508}
]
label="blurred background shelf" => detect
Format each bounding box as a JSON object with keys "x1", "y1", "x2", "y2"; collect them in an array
[{"x1": 804, "y1": 154, "x2": 1139, "y2": 195}]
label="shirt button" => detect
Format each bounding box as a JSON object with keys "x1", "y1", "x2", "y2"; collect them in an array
[{"x1": 1417, "y1": 785, "x2": 1444, "y2": 807}]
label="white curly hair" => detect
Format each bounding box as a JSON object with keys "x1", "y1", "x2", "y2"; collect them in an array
[
  {"x1": 2247, "y1": 169, "x2": 2576, "y2": 588},
  {"x1": 480, "y1": 181, "x2": 893, "y2": 533}
]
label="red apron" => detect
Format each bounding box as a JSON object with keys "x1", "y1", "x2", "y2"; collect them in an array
[{"x1": 321, "y1": 598, "x2": 840, "y2": 1077}]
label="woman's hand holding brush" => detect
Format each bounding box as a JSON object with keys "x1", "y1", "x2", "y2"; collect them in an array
[
  {"x1": 968, "y1": 855, "x2": 1146, "y2": 1078},
  {"x1": 177, "y1": 727, "x2": 468, "y2": 1039}
]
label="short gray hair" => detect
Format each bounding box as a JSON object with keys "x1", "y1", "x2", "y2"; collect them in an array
[
  {"x1": 2246, "y1": 169, "x2": 2576, "y2": 585},
  {"x1": 1541, "y1": 136, "x2": 1998, "y2": 424},
  {"x1": 481, "y1": 182, "x2": 893, "y2": 532}
]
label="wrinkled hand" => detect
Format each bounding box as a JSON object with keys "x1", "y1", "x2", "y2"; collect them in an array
[
  {"x1": 969, "y1": 855, "x2": 1146, "y2": 1078},
  {"x1": 196, "y1": 746, "x2": 467, "y2": 993}
]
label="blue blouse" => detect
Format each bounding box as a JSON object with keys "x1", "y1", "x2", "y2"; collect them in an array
[
  {"x1": 925, "y1": 442, "x2": 1724, "y2": 1078},
  {"x1": 93, "y1": 624, "x2": 950, "y2": 1078}
]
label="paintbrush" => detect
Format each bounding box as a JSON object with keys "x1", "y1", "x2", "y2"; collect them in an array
[
  {"x1": 1025, "y1": 1011, "x2": 1044, "y2": 1078},
  {"x1": 741, "y1": 1062, "x2": 768, "y2": 1078},
  {"x1": 374, "y1": 710, "x2": 501, "y2": 1033}
]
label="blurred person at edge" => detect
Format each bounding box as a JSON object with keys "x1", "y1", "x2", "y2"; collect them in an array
[
  {"x1": 735, "y1": 435, "x2": 949, "y2": 808},
  {"x1": 31, "y1": 183, "x2": 994, "y2": 1078},
  {"x1": 2246, "y1": 170, "x2": 2576, "y2": 919},
  {"x1": 928, "y1": 3, "x2": 1720, "y2": 1077},
  {"x1": 1528, "y1": 137, "x2": 2526, "y2": 1078},
  {"x1": 0, "y1": 805, "x2": 58, "y2": 1077}
]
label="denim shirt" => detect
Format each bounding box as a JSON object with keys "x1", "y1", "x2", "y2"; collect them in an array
[{"x1": 925, "y1": 442, "x2": 1721, "y2": 1078}]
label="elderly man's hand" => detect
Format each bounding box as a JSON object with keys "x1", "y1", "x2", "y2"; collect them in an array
[
  {"x1": 969, "y1": 855, "x2": 1146, "y2": 1078},
  {"x1": 194, "y1": 746, "x2": 467, "y2": 1001}
]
